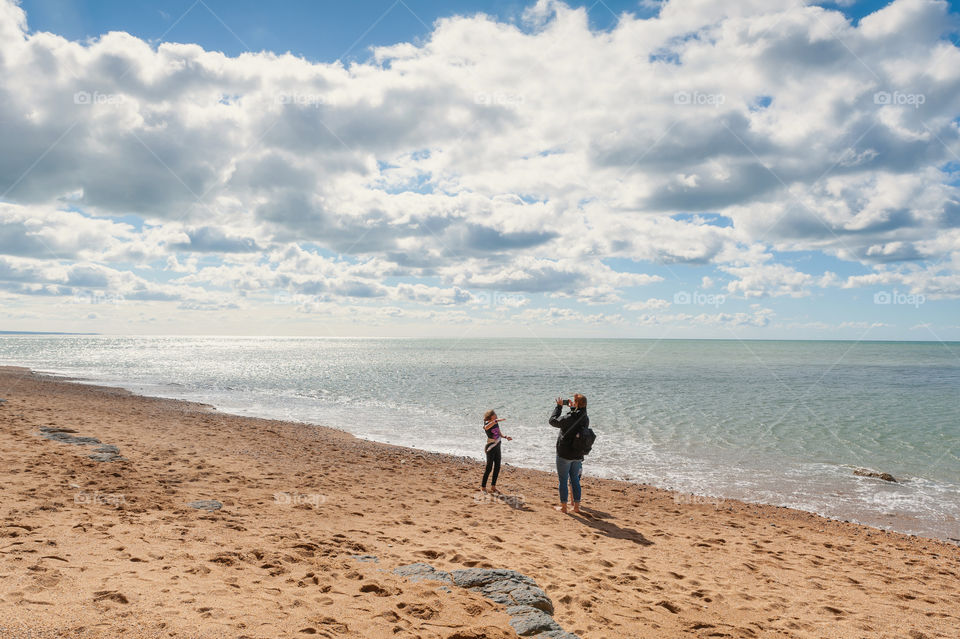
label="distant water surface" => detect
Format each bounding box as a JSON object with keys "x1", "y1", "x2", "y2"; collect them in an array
[{"x1": 1, "y1": 336, "x2": 957, "y2": 540}]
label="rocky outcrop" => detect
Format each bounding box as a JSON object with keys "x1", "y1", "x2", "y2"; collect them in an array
[
  {"x1": 395, "y1": 564, "x2": 579, "y2": 638},
  {"x1": 393, "y1": 562, "x2": 451, "y2": 583},
  {"x1": 89, "y1": 444, "x2": 125, "y2": 462},
  {"x1": 38, "y1": 426, "x2": 127, "y2": 461},
  {"x1": 451, "y1": 568, "x2": 554, "y2": 615},
  {"x1": 854, "y1": 468, "x2": 897, "y2": 483},
  {"x1": 39, "y1": 426, "x2": 101, "y2": 445},
  {"x1": 506, "y1": 605, "x2": 578, "y2": 638}
]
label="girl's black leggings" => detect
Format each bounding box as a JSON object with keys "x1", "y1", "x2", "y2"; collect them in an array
[{"x1": 482, "y1": 443, "x2": 501, "y2": 488}]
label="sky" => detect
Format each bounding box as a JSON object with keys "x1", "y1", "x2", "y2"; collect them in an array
[{"x1": 0, "y1": 0, "x2": 959, "y2": 339}]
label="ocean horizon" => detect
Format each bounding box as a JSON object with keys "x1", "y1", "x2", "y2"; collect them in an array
[{"x1": 2, "y1": 335, "x2": 958, "y2": 541}]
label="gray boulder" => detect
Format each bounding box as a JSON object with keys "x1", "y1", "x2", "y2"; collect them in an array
[
  {"x1": 451, "y1": 568, "x2": 536, "y2": 588},
  {"x1": 451, "y1": 568, "x2": 553, "y2": 615},
  {"x1": 505, "y1": 605, "x2": 563, "y2": 636}
]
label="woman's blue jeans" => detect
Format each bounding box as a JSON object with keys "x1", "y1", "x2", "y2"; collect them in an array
[{"x1": 556, "y1": 456, "x2": 582, "y2": 503}]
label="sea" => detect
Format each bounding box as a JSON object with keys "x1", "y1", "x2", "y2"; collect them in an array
[{"x1": 1, "y1": 336, "x2": 957, "y2": 540}]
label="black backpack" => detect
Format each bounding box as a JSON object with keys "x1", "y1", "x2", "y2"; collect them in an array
[{"x1": 567, "y1": 422, "x2": 597, "y2": 457}]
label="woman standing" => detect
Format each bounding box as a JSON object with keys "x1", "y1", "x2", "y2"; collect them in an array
[
  {"x1": 549, "y1": 394, "x2": 588, "y2": 513},
  {"x1": 481, "y1": 409, "x2": 512, "y2": 494}
]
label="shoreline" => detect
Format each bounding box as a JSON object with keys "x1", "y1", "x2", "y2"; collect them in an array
[
  {"x1": 1, "y1": 366, "x2": 958, "y2": 638},
  {"x1": 25, "y1": 364, "x2": 958, "y2": 543}
]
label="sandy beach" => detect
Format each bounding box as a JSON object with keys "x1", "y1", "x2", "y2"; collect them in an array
[{"x1": 0, "y1": 365, "x2": 957, "y2": 639}]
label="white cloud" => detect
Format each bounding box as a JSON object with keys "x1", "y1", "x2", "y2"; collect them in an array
[
  {"x1": 722, "y1": 261, "x2": 837, "y2": 298},
  {"x1": 0, "y1": 0, "x2": 957, "y2": 330},
  {"x1": 841, "y1": 252, "x2": 960, "y2": 298},
  {"x1": 445, "y1": 256, "x2": 662, "y2": 299}
]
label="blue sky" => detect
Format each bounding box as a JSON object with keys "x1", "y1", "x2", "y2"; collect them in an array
[
  {"x1": 1, "y1": 0, "x2": 959, "y2": 338},
  {"x1": 19, "y1": 0, "x2": 659, "y2": 60},
  {"x1": 21, "y1": 0, "x2": 953, "y2": 61}
]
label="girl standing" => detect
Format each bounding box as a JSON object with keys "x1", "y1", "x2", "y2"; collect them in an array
[{"x1": 481, "y1": 409, "x2": 512, "y2": 494}]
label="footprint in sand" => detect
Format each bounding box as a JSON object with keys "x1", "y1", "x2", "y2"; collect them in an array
[
  {"x1": 656, "y1": 600, "x2": 681, "y2": 614},
  {"x1": 690, "y1": 589, "x2": 716, "y2": 603},
  {"x1": 302, "y1": 615, "x2": 348, "y2": 638},
  {"x1": 403, "y1": 601, "x2": 439, "y2": 620},
  {"x1": 358, "y1": 581, "x2": 398, "y2": 597},
  {"x1": 378, "y1": 610, "x2": 402, "y2": 623},
  {"x1": 93, "y1": 590, "x2": 129, "y2": 604}
]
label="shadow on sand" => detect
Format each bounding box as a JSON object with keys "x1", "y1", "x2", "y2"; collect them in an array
[{"x1": 569, "y1": 507, "x2": 654, "y2": 546}]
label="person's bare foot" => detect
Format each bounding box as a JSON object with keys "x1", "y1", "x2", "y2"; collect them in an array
[
  {"x1": 490, "y1": 486, "x2": 502, "y2": 494},
  {"x1": 553, "y1": 503, "x2": 568, "y2": 513},
  {"x1": 480, "y1": 486, "x2": 488, "y2": 493},
  {"x1": 572, "y1": 502, "x2": 581, "y2": 514}
]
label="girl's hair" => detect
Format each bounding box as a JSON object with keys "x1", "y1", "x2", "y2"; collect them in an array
[
  {"x1": 483, "y1": 409, "x2": 496, "y2": 423},
  {"x1": 572, "y1": 393, "x2": 587, "y2": 409}
]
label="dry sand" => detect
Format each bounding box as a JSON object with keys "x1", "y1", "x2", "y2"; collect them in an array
[{"x1": 0, "y1": 366, "x2": 957, "y2": 638}]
